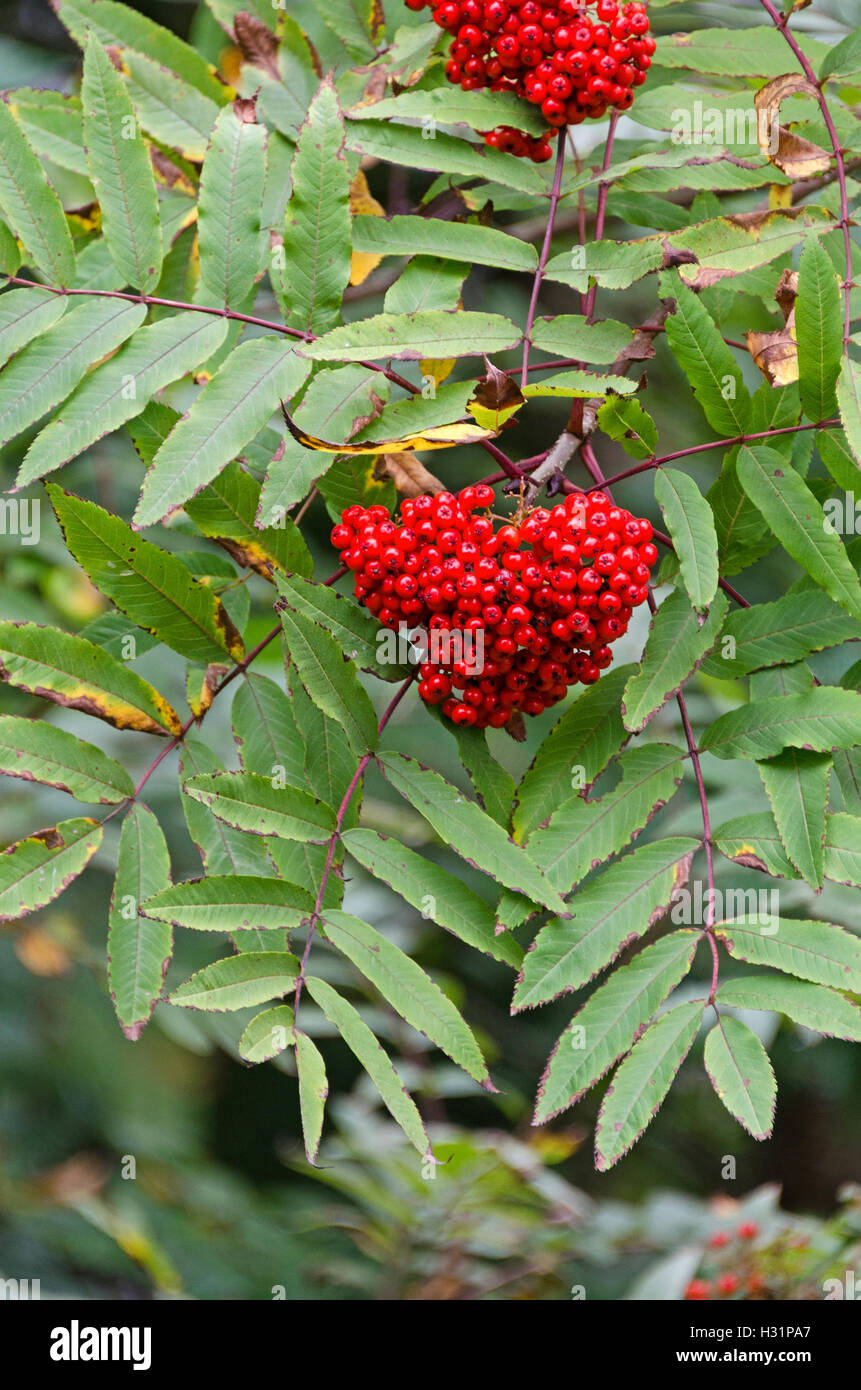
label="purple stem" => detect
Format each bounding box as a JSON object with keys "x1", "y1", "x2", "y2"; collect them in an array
[{"x1": 520, "y1": 128, "x2": 568, "y2": 390}]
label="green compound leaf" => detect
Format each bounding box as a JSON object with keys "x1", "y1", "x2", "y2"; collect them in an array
[
  {"x1": 18, "y1": 314, "x2": 228, "y2": 486},
  {"x1": 322, "y1": 910, "x2": 492, "y2": 1087},
  {"x1": 700, "y1": 589, "x2": 861, "y2": 680},
  {"x1": 836, "y1": 358, "x2": 861, "y2": 466},
  {"x1": 279, "y1": 605, "x2": 379, "y2": 755},
  {"x1": 716, "y1": 917, "x2": 861, "y2": 994},
  {"x1": 141, "y1": 875, "x2": 315, "y2": 933},
  {"x1": 715, "y1": 810, "x2": 861, "y2": 888},
  {"x1": 0, "y1": 817, "x2": 102, "y2": 923},
  {"x1": 168, "y1": 951, "x2": 300, "y2": 1011},
  {"x1": 737, "y1": 445, "x2": 861, "y2": 622},
  {"x1": 377, "y1": 751, "x2": 568, "y2": 916},
  {"x1": 133, "y1": 340, "x2": 310, "y2": 526},
  {"x1": 183, "y1": 771, "x2": 335, "y2": 843},
  {"x1": 535, "y1": 931, "x2": 700, "y2": 1124},
  {"x1": 197, "y1": 98, "x2": 267, "y2": 309},
  {"x1": 513, "y1": 837, "x2": 699, "y2": 1012},
  {"x1": 524, "y1": 743, "x2": 687, "y2": 897},
  {"x1": 108, "y1": 804, "x2": 172, "y2": 1040},
  {"x1": 0, "y1": 97, "x2": 75, "y2": 284},
  {"x1": 0, "y1": 714, "x2": 133, "y2": 803},
  {"x1": 0, "y1": 288, "x2": 67, "y2": 370},
  {"x1": 622, "y1": 590, "x2": 728, "y2": 734},
  {"x1": 352, "y1": 214, "x2": 538, "y2": 274},
  {"x1": 306, "y1": 975, "x2": 430, "y2": 1156},
  {"x1": 513, "y1": 663, "x2": 632, "y2": 840},
  {"x1": 81, "y1": 33, "x2": 162, "y2": 293},
  {"x1": 0, "y1": 299, "x2": 146, "y2": 450},
  {"x1": 664, "y1": 279, "x2": 750, "y2": 437},
  {"x1": 238, "y1": 1004, "x2": 295, "y2": 1064},
  {"x1": 717, "y1": 974, "x2": 861, "y2": 1042},
  {"x1": 303, "y1": 310, "x2": 522, "y2": 362},
  {"x1": 701, "y1": 688, "x2": 861, "y2": 761},
  {"x1": 47, "y1": 486, "x2": 245, "y2": 664},
  {"x1": 530, "y1": 315, "x2": 634, "y2": 365},
  {"x1": 703, "y1": 1016, "x2": 776, "y2": 1140},
  {"x1": 757, "y1": 749, "x2": 830, "y2": 889},
  {"x1": 275, "y1": 573, "x2": 410, "y2": 682},
  {"x1": 595, "y1": 1000, "x2": 705, "y2": 1170},
  {"x1": 796, "y1": 237, "x2": 842, "y2": 423},
  {"x1": 232, "y1": 674, "x2": 306, "y2": 785},
  {"x1": 294, "y1": 1029, "x2": 328, "y2": 1164},
  {"x1": 654, "y1": 469, "x2": 719, "y2": 611},
  {"x1": 274, "y1": 78, "x2": 350, "y2": 336},
  {"x1": 597, "y1": 396, "x2": 658, "y2": 460},
  {"x1": 341, "y1": 828, "x2": 522, "y2": 969}
]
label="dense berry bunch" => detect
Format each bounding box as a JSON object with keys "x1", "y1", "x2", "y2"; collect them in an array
[
  {"x1": 331, "y1": 485, "x2": 656, "y2": 729},
  {"x1": 403, "y1": 0, "x2": 655, "y2": 159}
]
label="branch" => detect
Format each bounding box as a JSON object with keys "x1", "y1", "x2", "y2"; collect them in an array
[
  {"x1": 601, "y1": 417, "x2": 841, "y2": 487},
  {"x1": 520, "y1": 127, "x2": 568, "y2": 390},
  {"x1": 758, "y1": 0, "x2": 855, "y2": 349},
  {"x1": 102, "y1": 563, "x2": 349, "y2": 822},
  {"x1": 0, "y1": 272, "x2": 525, "y2": 481}
]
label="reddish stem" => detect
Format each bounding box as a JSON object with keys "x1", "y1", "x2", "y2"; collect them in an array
[
  {"x1": 758, "y1": 0, "x2": 854, "y2": 349},
  {"x1": 1, "y1": 272, "x2": 524, "y2": 481},
  {"x1": 581, "y1": 111, "x2": 619, "y2": 323},
  {"x1": 521, "y1": 127, "x2": 568, "y2": 390},
  {"x1": 600, "y1": 418, "x2": 841, "y2": 487},
  {"x1": 103, "y1": 564, "x2": 348, "y2": 820}
]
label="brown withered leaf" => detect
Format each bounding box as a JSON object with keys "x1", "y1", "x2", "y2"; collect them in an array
[
  {"x1": 504, "y1": 711, "x2": 527, "y2": 742},
  {"x1": 232, "y1": 95, "x2": 259, "y2": 124},
  {"x1": 775, "y1": 268, "x2": 798, "y2": 321},
  {"x1": 187, "y1": 663, "x2": 228, "y2": 719},
  {"x1": 745, "y1": 267, "x2": 799, "y2": 387},
  {"x1": 149, "y1": 147, "x2": 196, "y2": 194},
  {"x1": 469, "y1": 359, "x2": 525, "y2": 431},
  {"x1": 374, "y1": 452, "x2": 445, "y2": 497},
  {"x1": 233, "y1": 11, "x2": 279, "y2": 79},
  {"x1": 754, "y1": 73, "x2": 831, "y2": 179},
  {"x1": 746, "y1": 325, "x2": 798, "y2": 386}
]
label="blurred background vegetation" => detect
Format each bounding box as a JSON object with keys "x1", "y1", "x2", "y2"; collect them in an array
[{"x1": 0, "y1": 0, "x2": 860, "y2": 1299}]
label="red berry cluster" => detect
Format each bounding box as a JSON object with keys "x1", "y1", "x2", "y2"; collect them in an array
[
  {"x1": 331, "y1": 484, "x2": 656, "y2": 730},
  {"x1": 683, "y1": 1224, "x2": 763, "y2": 1301},
  {"x1": 403, "y1": 0, "x2": 655, "y2": 159}
]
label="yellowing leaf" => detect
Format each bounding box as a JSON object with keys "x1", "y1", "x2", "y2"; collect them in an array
[
  {"x1": 349, "y1": 169, "x2": 385, "y2": 286},
  {"x1": 419, "y1": 357, "x2": 456, "y2": 388},
  {"x1": 281, "y1": 404, "x2": 496, "y2": 454}
]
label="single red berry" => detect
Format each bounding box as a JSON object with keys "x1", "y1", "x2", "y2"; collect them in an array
[
  {"x1": 737, "y1": 1222, "x2": 759, "y2": 1240},
  {"x1": 684, "y1": 1280, "x2": 711, "y2": 1301},
  {"x1": 717, "y1": 1274, "x2": 740, "y2": 1296}
]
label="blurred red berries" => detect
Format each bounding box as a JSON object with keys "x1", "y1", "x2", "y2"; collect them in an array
[{"x1": 684, "y1": 1279, "x2": 711, "y2": 1301}]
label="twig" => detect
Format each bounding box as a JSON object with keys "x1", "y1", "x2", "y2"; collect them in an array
[{"x1": 521, "y1": 128, "x2": 568, "y2": 390}]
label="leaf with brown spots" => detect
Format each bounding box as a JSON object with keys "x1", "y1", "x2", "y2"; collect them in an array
[{"x1": 0, "y1": 818, "x2": 103, "y2": 922}]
